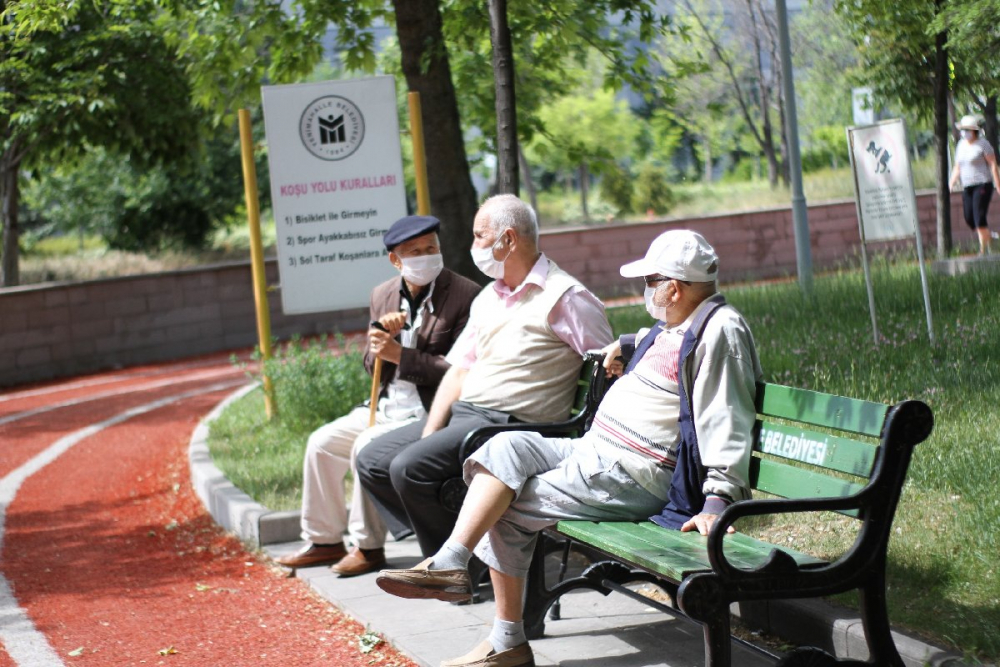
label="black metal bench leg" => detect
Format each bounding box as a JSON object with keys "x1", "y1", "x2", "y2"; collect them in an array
[
  {"x1": 701, "y1": 609, "x2": 732, "y2": 667},
  {"x1": 859, "y1": 573, "x2": 905, "y2": 667},
  {"x1": 679, "y1": 574, "x2": 731, "y2": 667},
  {"x1": 549, "y1": 539, "x2": 571, "y2": 621},
  {"x1": 523, "y1": 542, "x2": 551, "y2": 640}
]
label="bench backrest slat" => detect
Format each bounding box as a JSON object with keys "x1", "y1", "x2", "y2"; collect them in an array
[
  {"x1": 757, "y1": 383, "x2": 888, "y2": 438},
  {"x1": 755, "y1": 420, "x2": 878, "y2": 477},
  {"x1": 750, "y1": 458, "x2": 864, "y2": 517}
]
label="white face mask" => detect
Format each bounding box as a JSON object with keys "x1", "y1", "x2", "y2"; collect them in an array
[
  {"x1": 399, "y1": 253, "x2": 444, "y2": 287},
  {"x1": 471, "y1": 234, "x2": 512, "y2": 280},
  {"x1": 644, "y1": 285, "x2": 667, "y2": 321},
  {"x1": 961, "y1": 130, "x2": 973, "y2": 141}
]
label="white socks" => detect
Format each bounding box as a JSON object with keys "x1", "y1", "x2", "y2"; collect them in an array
[
  {"x1": 430, "y1": 538, "x2": 472, "y2": 571},
  {"x1": 488, "y1": 618, "x2": 526, "y2": 652}
]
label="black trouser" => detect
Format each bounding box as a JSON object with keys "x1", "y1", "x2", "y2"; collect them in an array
[
  {"x1": 355, "y1": 401, "x2": 518, "y2": 557},
  {"x1": 962, "y1": 182, "x2": 994, "y2": 229}
]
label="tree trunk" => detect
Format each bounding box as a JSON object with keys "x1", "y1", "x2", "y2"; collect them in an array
[
  {"x1": 948, "y1": 92, "x2": 961, "y2": 145},
  {"x1": 578, "y1": 163, "x2": 589, "y2": 220},
  {"x1": 933, "y1": 13, "x2": 951, "y2": 257},
  {"x1": 488, "y1": 0, "x2": 518, "y2": 195},
  {"x1": 518, "y1": 144, "x2": 538, "y2": 213},
  {"x1": 702, "y1": 136, "x2": 712, "y2": 183},
  {"x1": 1, "y1": 149, "x2": 20, "y2": 287},
  {"x1": 983, "y1": 95, "x2": 998, "y2": 157},
  {"x1": 764, "y1": 140, "x2": 780, "y2": 189},
  {"x1": 392, "y1": 0, "x2": 480, "y2": 280}
]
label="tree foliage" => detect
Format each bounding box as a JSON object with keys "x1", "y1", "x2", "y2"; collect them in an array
[
  {"x1": 835, "y1": 0, "x2": 954, "y2": 254},
  {"x1": 1, "y1": 0, "x2": 202, "y2": 285}
]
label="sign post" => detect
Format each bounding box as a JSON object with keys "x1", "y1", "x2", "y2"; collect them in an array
[
  {"x1": 238, "y1": 109, "x2": 276, "y2": 419},
  {"x1": 261, "y1": 76, "x2": 408, "y2": 314},
  {"x1": 846, "y1": 118, "x2": 934, "y2": 344}
]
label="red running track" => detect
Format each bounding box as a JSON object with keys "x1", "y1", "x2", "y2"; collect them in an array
[{"x1": 0, "y1": 354, "x2": 415, "y2": 667}]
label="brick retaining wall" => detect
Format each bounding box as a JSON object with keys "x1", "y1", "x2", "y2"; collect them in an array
[
  {"x1": 0, "y1": 192, "x2": 976, "y2": 387},
  {"x1": 0, "y1": 260, "x2": 367, "y2": 387},
  {"x1": 542, "y1": 193, "x2": 972, "y2": 297}
]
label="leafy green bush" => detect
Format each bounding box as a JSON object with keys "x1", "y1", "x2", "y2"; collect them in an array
[
  {"x1": 208, "y1": 335, "x2": 370, "y2": 511},
  {"x1": 632, "y1": 162, "x2": 675, "y2": 215},
  {"x1": 597, "y1": 162, "x2": 635, "y2": 215},
  {"x1": 256, "y1": 336, "x2": 369, "y2": 433}
]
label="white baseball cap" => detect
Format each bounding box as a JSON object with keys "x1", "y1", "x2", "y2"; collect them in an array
[{"x1": 620, "y1": 230, "x2": 719, "y2": 282}]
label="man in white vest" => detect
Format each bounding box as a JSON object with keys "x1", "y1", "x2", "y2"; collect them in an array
[
  {"x1": 355, "y1": 194, "x2": 613, "y2": 559},
  {"x1": 374, "y1": 230, "x2": 762, "y2": 667}
]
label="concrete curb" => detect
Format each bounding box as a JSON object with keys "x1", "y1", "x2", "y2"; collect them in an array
[
  {"x1": 189, "y1": 389, "x2": 985, "y2": 667},
  {"x1": 187, "y1": 382, "x2": 301, "y2": 547}
]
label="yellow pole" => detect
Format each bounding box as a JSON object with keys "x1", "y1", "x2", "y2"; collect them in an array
[
  {"x1": 407, "y1": 92, "x2": 431, "y2": 216},
  {"x1": 238, "y1": 108, "x2": 276, "y2": 420}
]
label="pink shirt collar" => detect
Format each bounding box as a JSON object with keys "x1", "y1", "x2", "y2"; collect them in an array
[{"x1": 492, "y1": 253, "x2": 548, "y2": 301}]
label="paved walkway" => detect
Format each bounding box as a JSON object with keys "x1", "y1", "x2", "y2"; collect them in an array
[
  {"x1": 191, "y1": 384, "x2": 978, "y2": 667},
  {"x1": 265, "y1": 538, "x2": 775, "y2": 667}
]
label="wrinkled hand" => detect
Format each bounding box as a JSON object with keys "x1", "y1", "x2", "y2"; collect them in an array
[
  {"x1": 600, "y1": 340, "x2": 624, "y2": 378},
  {"x1": 369, "y1": 328, "x2": 402, "y2": 364},
  {"x1": 680, "y1": 513, "x2": 735, "y2": 537},
  {"x1": 377, "y1": 311, "x2": 408, "y2": 337}
]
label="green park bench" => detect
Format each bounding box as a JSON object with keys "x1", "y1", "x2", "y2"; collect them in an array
[{"x1": 452, "y1": 352, "x2": 935, "y2": 667}]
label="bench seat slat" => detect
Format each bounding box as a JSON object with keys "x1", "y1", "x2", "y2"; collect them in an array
[
  {"x1": 757, "y1": 383, "x2": 888, "y2": 438},
  {"x1": 556, "y1": 521, "x2": 825, "y2": 582},
  {"x1": 628, "y1": 522, "x2": 826, "y2": 571},
  {"x1": 756, "y1": 420, "x2": 877, "y2": 476}
]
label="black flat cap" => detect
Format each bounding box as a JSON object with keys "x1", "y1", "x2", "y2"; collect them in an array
[{"x1": 383, "y1": 215, "x2": 441, "y2": 251}]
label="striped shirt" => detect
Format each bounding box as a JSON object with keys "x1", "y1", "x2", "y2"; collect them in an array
[
  {"x1": 955, "y1": 138, "x2": 995, "y2": 187},
  {"x1": 584, "y1": 326, "x2": 685, "y2": 467}
]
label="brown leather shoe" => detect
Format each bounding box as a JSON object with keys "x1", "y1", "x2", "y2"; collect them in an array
[
  {"x1": 330, "y1": 547, "x2": 386, "y2": 577},
  {"x1": 275, "y1": 542, "x2": 347, "y2": 568},
  {"x1": 376, "y1": 557, "x2": 472, "y2": 603},
  {"x1": 441, "y1": 640, "x2": 534, "y2": 667}
]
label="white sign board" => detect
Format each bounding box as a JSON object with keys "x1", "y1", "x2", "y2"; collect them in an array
[
  {"x1": 847, "y1": 119, "x2": 916, "y2": 242},
  {"x1": 846, "y1": 118, "x2": 934, "y2": 345},
  {"x1": 852, "y1": 87, "x2": 875, "y2": 126},
  {"x1": 261, "y1": 77, "x2": 406, "y2": 314}
]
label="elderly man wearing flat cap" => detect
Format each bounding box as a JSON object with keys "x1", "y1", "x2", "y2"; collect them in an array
[
  {"x1": 276, "y1": 215, "x2": 481, "y2": 576},
  {"x1": 374, "y1": 229, "x2": 762, "y2": 667}
]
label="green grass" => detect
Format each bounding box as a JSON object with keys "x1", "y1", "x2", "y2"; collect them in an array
[
  {"x1": 206, "y1": 336, "x2": 369, "y2": 511},
  {"x1": 536, "y1": 159, "x2": 938, "y2": 226},
  {"x1": 207, "y1": 261, "x2": 1000, "y2": 660}
]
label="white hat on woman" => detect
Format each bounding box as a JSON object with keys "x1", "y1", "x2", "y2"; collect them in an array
[{"x1": 956, "y1": 114, "x2": 982, "y2": 132}]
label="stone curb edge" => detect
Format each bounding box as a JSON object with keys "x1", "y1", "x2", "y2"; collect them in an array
[
  {"x1": 187, "y1": 382, "x2": 301, "y2": 547},
  {"x1": 188, "y1": 386, "x2": 983, "y2": 667}
]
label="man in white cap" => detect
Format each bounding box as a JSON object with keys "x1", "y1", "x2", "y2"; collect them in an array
[{"x1": 373, "y1": 229, "x2": 762, "y2": 667}]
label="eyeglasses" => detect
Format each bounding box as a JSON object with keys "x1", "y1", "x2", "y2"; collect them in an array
[{"x1": 643, "y1": 275, "x2": 690, "y2": 287}]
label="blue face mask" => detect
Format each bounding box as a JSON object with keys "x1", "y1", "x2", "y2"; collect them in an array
[{"x1": 961, "y1": 130, "x2": 974, "y2": 141}]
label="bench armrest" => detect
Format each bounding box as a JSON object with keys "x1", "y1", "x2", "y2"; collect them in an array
[
  {"x1": 458, "y1": 416, "x2": 588, "y2": 461},
  {"x1": 706, "y1": 493, "x2": 871, "y2": 579},
  {"x1": 457, "y1": 350, "x2": 610, "y2": 462}
]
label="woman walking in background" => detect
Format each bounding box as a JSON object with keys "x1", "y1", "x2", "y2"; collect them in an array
[{"x1": 950, "y1": 114, "x2": 1000, "y2": 255}]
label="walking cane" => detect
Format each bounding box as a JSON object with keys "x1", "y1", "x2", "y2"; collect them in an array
[
  {"x1": 367, "y1": 320, "x2": 410, "y2": 427},
  {"x1": 369, "y1": 356, "x2": 382, "y2": 428},
  {"x1": 368, "y1": 321, "x2": 387, "y2": 427}
]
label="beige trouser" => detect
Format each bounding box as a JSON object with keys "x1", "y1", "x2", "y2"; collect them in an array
[{"x1": 300, "y1": 405, "x2": 418, "y2": 550}]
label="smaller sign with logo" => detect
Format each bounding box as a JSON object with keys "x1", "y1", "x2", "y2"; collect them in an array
[
  {"x1": 262, "y1": 77, "x2": 406, "y2": 314},
  {"x1": 847, "y1": 119, "x2": 916, "y2": 242}
]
